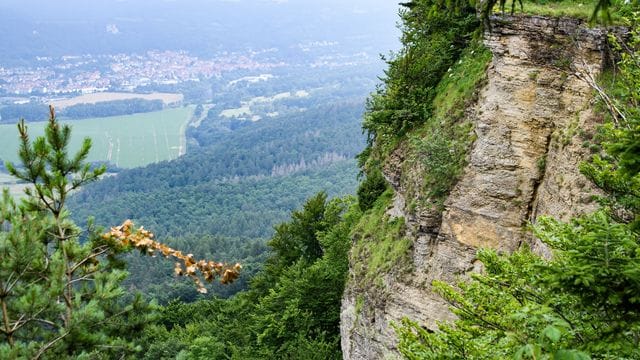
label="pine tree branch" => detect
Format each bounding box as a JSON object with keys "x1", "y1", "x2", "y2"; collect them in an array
[
  {"x1": 61, "y1": 239, "x2": 73, "y2": 329},
  {"x1": 9, "y1": 309, "x2": 56, "y2": 333},
  {"x1": 69, "y1": 273, "x2": 98, "y2": 285},
  {"x1": 1, "y1": 298, "x2": 13, "y2": 346},
  {"x1": 31, "y1": 318, "x2": 57, "y2": 328},
  {"x1": 10, "y1": 314, "x2": 26, "y2": 332},
  {"x1": 4, "y1": 264, "x2": 32, "y2": 296},
  {"x1": 32, "y1": 330, "x2": 70, "y2": 360},
  {"x1": 69, "y1": 245, "x2": 110, "y2": 274},
  {"x1": 34, "y1": 188, "x2": 57, "y2": 217}
]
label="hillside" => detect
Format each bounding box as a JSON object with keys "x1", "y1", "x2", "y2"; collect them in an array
[
  {"x1": 67, "y1": 100, "x2": 365, "y2": 299},
  {"x1": 2, "y1": 1, "x2": 639, "y2": 359},
  {"x1": 341, "y1": 5, "x2": 638, "y2": 360}
]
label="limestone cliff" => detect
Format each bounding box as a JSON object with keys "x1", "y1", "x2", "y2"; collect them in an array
[{"x1": 341, "y1": 15, "x2": 611, "y2": 359}]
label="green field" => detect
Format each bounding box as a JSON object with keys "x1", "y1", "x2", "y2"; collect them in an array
[
  {"x1": 0, "y1": 172, "x2": 28, "y2": 198},
  {"x1": 0, "y1": 107, "x2": 194, "y2": 169}
]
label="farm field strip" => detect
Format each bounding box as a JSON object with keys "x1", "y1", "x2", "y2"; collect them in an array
[
  {"x1": 50, "y1": 92, "x2": 184, "y2": 108},
  {"x1": 0, "y1": 106, "x2": 194, "y2": 169},
  {"x1": 0, "y1": 172, "x2": 28, "y2": 198}
]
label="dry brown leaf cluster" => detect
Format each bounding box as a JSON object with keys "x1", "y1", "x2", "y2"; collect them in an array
[{"x1": 102, "y1": 220, "x2": 241, "y2": 293}]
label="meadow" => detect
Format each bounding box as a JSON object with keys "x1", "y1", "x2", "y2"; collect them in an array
[
  {"x1": 0, "y1": 172, "x2": 28, "y2": 198},
  {"x1": 0, "y1": 106, "x2": 194, "y2": 169}
]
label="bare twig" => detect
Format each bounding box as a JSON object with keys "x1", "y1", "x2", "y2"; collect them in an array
[{"x1": 574, "y1": 64, "x2": 628, "y2": 128}]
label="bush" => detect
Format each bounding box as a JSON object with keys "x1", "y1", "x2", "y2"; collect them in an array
[{"x1": 357, "y1": 168, "x2": 388, "y2": 211}]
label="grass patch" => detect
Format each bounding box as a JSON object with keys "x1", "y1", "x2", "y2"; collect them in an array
[
  {"x1": 523, "y1": 0, "x2": 598, "y2": 19},
  {"x1": 350, "y1": 189, "x2": 412, "y2": 288},
  {"x1": 0, "y1": 172, "x2": 28, "y2": 199},
  {"x1": 489, "y1": 0, "x2": 626, "y2": 24},
  {"x1": 561, "y1": 115, "x2": 580, "y2": 147},
  {"x1": 0, "y1": 106, "x2": 193, "y2": 169},
  {"x1": 432, "y1": 42, "x2": 493, "y2": 120},
  {"x1": 537, "y1": 155, "x2": 547, "y2": 173},
  {"x1": 355, "y1": 295, "x2": 364, "y2": 316}
]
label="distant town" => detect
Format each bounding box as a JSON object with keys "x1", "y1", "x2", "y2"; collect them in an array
[{"x1": 0, "y1": 49, "x2": 287, "y2": 99}]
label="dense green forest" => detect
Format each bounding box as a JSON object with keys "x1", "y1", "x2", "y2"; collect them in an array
[
  {"x1": 58, "y1": 51, "x2": 377, "y2": 301},
  {"x1": 0, "y1": 102, "x2": 49, "y2": 123},
  {"x1": 137, "y1": 193, "x2": 360, "y2": 359},
  {"x1": 0, "y1": 53, "x2": 373, "y2": 357},
  {"x1": 61, "y1": 99, "x2": 165, "y2": 119}
]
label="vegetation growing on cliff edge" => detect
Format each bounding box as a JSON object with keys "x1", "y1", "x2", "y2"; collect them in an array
[
  {"x1": 482, "y1": 0, "x2": 628, "y2": 24},
  {"x1": 358, "y1": 0, "x2": 492, "y2": 214},
  {"x1": 350, "y1": 0, "x2": 492, "y2": 324},
  {"x1": 396, "y1": 11, "x2": 640, "y2": 360},
  {"x1": 404, "y1": 42, "x2": 491, "y2": 211},
  {"x1": 351, "y1": 189, "x2": 412, "y2": 290},
  {"x1": 360, "y1": 0, "x2": 478, "y2": 156},
  {"x1": 520, "y1": 0, "x2": 615, "y2": 22}
]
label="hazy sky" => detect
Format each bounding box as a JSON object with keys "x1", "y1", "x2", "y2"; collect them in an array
[
  {"x1": 0, "y1": 0, "x2": 401, "y2": 62},
  {"x1": 1, "y1": 0, "x2": 400, "y2": 24}
]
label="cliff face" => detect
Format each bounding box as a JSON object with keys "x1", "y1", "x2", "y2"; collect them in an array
[{"x1": 341, "y1": 15, "x2": 610, "y2": 359}]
